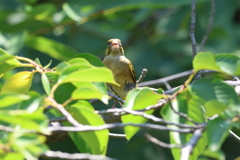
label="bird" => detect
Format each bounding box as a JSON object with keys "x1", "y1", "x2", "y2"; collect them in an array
[{"x1": 103, "y1": 38, "x2": 136, "y2": 103}]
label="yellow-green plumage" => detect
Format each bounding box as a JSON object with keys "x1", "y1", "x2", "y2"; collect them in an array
[{"x1": 103, "y1": 39, "x2": 136, "y2": 100}]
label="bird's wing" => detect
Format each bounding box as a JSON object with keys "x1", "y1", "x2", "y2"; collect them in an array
[{"x1": 127, "y1": 60, "x2": 137, "y2": 84}]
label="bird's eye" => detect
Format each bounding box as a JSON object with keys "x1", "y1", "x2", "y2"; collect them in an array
[{"x1": 107, "y1": 42, "x2": 111, "y2": 45}]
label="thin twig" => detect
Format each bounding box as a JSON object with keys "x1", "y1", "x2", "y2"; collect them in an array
[
  {"x1": 96, "y1": 108, "x2": 204, "y2": 129},
  {"x1": 108, "y1": 91, "x2": 125, "y2": 104},
  {"x1": 139, "y1": 70, "x2": 193, "y2": 87},
  {"x1": 0, "y1": 124, "x2": 36, "y2": 133},
  {"x1": 168, "y1": 99, "x2": 199, "y2": 124},
  {"x1": 48, "y1": 123, "x2": 193, "y2": 133},
  {"x1": 137, "y1": 68, "x2": 148, "y2": 84},
  {"x1": 41, "y1": 151, "x2": 114, "y2": 160},
  {"x1": 109, "y1": 133, "x2": 126, "y2": 139},
  {"x1": 46, "y1": 97, "x2": 83, "y2": 127},
  {"x1": 190, "y1": 0, "x2": 197, "y2": 57},
  {"x1": 145, "y1": 133, "x2": 182, "y2": 148},
  {"x1": 229, "y1": 130, "x2": 240, "y2": 141},
  {"x1": 180, "y1": 128, "x2": 204, "y2": 160},
  {"x1": 199, "y1": 0, "x2": 215, "y2": 51}
]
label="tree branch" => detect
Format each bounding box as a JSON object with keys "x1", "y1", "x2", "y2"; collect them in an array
[
  {"x1": 190, "y1": 0, "x2": 197, "y2": 57},
  {"x1": 41, "y1": 151, "x2": 114, "y2": 160},
  {"x1": 199, "y1": 0, "x2": 215, "y2": 51},
  {"x1": 137, "y1": 68, "x2": 148, "y2": 84},
  {"x1": 48, "y1": 123, "x2": 193, "y2": 133},
  {"x1": 145, "y1": 133, "x2": 182, "y2": 148},
  {"x1": 180, "y1": 128, "x2": 204, "y2": 160}
]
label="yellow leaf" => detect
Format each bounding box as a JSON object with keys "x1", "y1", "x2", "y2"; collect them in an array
[{"x1": 1, "y1": 71, "x2": 34, "y2": 94}]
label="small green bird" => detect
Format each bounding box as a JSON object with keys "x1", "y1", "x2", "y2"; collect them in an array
[{"x1": 103, "y1": 39, "x2": 136, "y2": 101}]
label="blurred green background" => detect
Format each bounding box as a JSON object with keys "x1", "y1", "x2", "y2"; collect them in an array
[{"x1": 0, "y1": 0, "x2": 240, "y2": 159}]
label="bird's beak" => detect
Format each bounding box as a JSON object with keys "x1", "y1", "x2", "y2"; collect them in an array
[{"x1": 111, "y1": 40, "x2": 120, "y2": 49}]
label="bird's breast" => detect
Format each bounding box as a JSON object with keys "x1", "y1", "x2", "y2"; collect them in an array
[{"x1": 103, "y1": 55, "x2": 133, "y2": 84}]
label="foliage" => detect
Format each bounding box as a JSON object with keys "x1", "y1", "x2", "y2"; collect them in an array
[{"x1": 0, "y1": 0, "x2": 240, "y2": 160}]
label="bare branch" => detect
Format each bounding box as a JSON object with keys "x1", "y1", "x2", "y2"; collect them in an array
[
  {"x1": 199, "y1": 0, "x2": 215, "y2": 51},
  {"x1": 46, "y1": 97, "x2": 83, "y2": 127},
  {"x1": 109, "y1": 133, "x2": 126, "y2": 139},
  {"x1": 41, "y1": 151, "x2": 114, "y2": 160},
  {"x1": 145, "y1": 133, "x2": 182, "y2": 148},
  {"x1": 180, "y1": 128, "x2": 204, "y2": 160},
  {"x1": 137, "y1": 68, "x2": 148, "y2": 84},
  {"x1": 169, "y1": 99, "x2": 199, "y2": 124},
  {"x1": 229, "y1": 130, "x2": 240, "y2": 141},
  {"x1": 138, "y1": 70, "x2": 193, "y2": 87},
  {"x1": 190, "y1": 0, "x2": 197, "y2": 57},
  {"x1": 108, "y1": 91, "x2": 125, "y2": 104},
  {"x1": 48, "y1": 123, "x2": 193, "y2": 133},
  {"x1": 96, "y1": 108, "x2": 204, "y2": 129},
  {"x1": 0, "y1": 124, "x2": 36, "y2": 133}
]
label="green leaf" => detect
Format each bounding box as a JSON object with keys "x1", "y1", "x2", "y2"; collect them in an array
[
  {"x1": 11, "y1": 132, "x2": 49, "y2": 160},
  {"x1": 0, "y1": 152, "x2": 24, "y2": 160},
  {"x1": 45, "y1": 72, "x2": 59, "y2": 87},
  {"x1": 63, "y1": 3, "x2": 82, "y2": 22},
  {"x1": 206, "y1": 117, "x2": 231, "y2": 152},
  {"x1": 73, "y1": 54, "x2": 105, "y2": 67},
  {"x1": 0, "y1": 48, "x2": 21, "y2": 77},
  {"x1": 193, "y1": 52, "x2": 221, "y2": 72},
  {"x1": 0, "y1": 31, "x2": 27, "y2": 55},
  {"x1": 25, "y1": 36, "x2": 78, "y2": 61},
  {"x1": 0, "y1": 110, "x2": 50, "y2": 135},
  {"x1": 193, "y1": 52, "x2": 240, "y2": 76},
  {"x1": 0, "y1": 93, "x2": 30, "y2": 108},
  {"x1": 1, "y1": 71, "x2": 34, "y2": 94},
  {"x1": 43, "y1": 60, "x2": 52, "y2": 69},
  {"x1": 215, "y1": 53, "x2": 240, "y2": 75},
  {"x1": 58, "y1": 64, "x2": 93, "y2": 83},
  {"x1": 55, "y1": 62, "x2": 70, "y2": 74},
  {"x1": 62, "y1": 67, "x2": 118, "y2": 85},
  {"x1": 161, "y1": 91, "x2": 207, "y2": 160},
  {"x1": 41, "y1": 73, "x2": 51, "y2": 95},
  {"x1": 66, "y1": 103, "x2": 109, "y2": 154},
  {"x1": 19, "y1": 91, "x2": 43, "y2": 112},
  {"x1": 0, "y1": 55, "x2": 14, "y2": 65},
  {"x1": 72, "y1": 82, "x2": 109, "y2": 104},
  {"x1": 68, "y1": 57, "x2": 92, "y2": 66},
  {"x1": 122, "y1": 88, "x2": 161, "y2": 140},
  {"x1": 201, "y1": 150, "x2": 225, "y2": 160},
  {"x1": 54, "y1": 83, "x2": 76, "y2": 104},
  {"x1": 188, "y1": 78, "x2": 239, "y2": 117},
  {"x1": 27, "y1": 3, "x2": 56, "y2": 20},
  {"x1": 34, "y1": 58, "x2": 42, "y2": 67}
]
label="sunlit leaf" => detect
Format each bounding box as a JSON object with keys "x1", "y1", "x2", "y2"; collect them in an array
[
  {"x1": 0, "y1": 48, "x2": 20, "y2": 77},
  {"x1": 0, "y1": 93, "x2": 30, "y2": 108},
  {"x1": 41, "y1": 73, "x2": 50, "y2": 95},
  {"x1": 0, "y1": 110, "x2": 50, "y2": 135},
  {"x1": 122, "y1": 88, "x2": 161, "y2": 140},
  {"x1": 18, "y1": 91, "x2": 43, "y2": 112},
  {"x1": 193, "y1": 52, "x2": 221, "y2": 72},
  {"x1": 193, "y1": 52, "x2": 240, "y2": 76},
  {"x1": 58, "y1": 64, "x2": 93, "y2": 83},
  {"x1": 66, "y1": 104, "x2": 109, "y2": 154},
  {"x1": 72, "y1": 82, "x2": 109, "y2": 104},
  {"x1": 0, "y1": 55, "x2": 14, "y2": 65},
  {"x1": 1, "y1": 71, "x2": 34, "y2": 94},
  {"x1": 73, "y1": 54, "x2": 105, "y2": 67},
  {"x1": 62, "y1": 67, "x2": 118, "y2": 85}
]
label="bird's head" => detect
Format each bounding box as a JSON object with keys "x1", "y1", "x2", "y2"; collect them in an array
[{"x1": 106, "y1": 39, "x2": 124, "y2": 56}]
